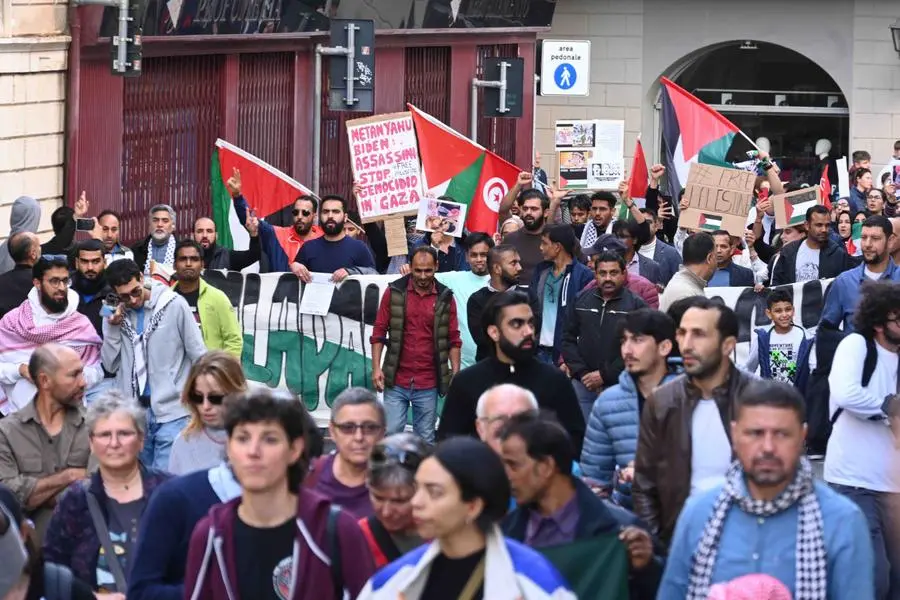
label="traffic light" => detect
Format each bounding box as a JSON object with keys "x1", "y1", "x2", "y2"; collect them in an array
[{"x1": 110, "y1": 1, "x2": 142, "y2": 77}]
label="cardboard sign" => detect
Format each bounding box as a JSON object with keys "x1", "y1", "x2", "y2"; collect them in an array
[
  {"x1": 347, "y1": 112, "x2": 424, "y2": 222},
  {"x1": 383, "y1": 215, "x2": 409, "y2": 257},
  {"x1": 772, "y1": 186, "x2": 822, "y2": 229},
  {"x1": 677, "y1": 163, "x2": 755, "y2": 237}
]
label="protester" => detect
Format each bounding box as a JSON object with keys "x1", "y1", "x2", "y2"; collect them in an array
[
  {"x1": 825, "y1": 281, "x2": 900, "y2": 599},
  {"x1": 505, "y1": 188, "x2": 552, "y2": 283},
  {"x1": 95, "y1": 210, "x2": 134, "y2": 265},
  {"x1": 358, "y1": 437, "x2": 577, "y2": 600},
  {"x1": 867, "y1": 188, "x2": 886, "y2": 217},
  {"x1": 638, "y1": 210, "x2": 682, "y2": 285},
  {"x1": 228, "y1": 168, "x2": 323, "y2": 272},
  {"x1": 561, "y1": 250, "x2": 647, "y2": 419},
  {"x1": 613, "y1": 219, "x2": 662, "y2": 286},
  {"x1": 438, "y1": 291, "x2": 585, "y2": 453},
  {"x1": 836, "y1": 210, "x2": 855, "y2": 252},
  {"x1": 293, "y1": 194, "x2": 376, "y2": 282},
  {"x1": 131, "y1": 204, "x2": 177, "y2": 274},
  {"x1": 583, "y1": 234, "x2": 660, "y2": 308},
  {"x1": 568, "y1": 195, "x2": 591, "y2": 238},
  {"x1": 497, "y1": 215, "x2": 523, "y2": 243},
  {"x1": 707, "y1": 230, "x2": 755, "y2": 287},
  {"x1": 501, "y1": 412, "x2": 662, "y2": 600},
  {"x1": 43, "y1": 391, "x2": 171, "y2": 594},
  {"x1": 168, "y1": 351, "x2": 247, "y2": 475},
  {"x1": 530, "y1": 224, "x2": 593, "y2": 364},
  {"x1": 581, "y1": 309, "x2": 680, "y2": 506},
  {"x1": 744, "y1": 289, "x2": 815, "y2": 391},
  {"x1": 371, "y1": 246, "x2": 461, "y2": 442},
  {"x1": 659, "y1": 380, "x2": 873, "y2": 599},
  {"x1": 412, "y1": 227, "x2": 467, "y2": 273},
  {"x1": 773, "y1": 205, "x2": 857, "y2": 285},
  {"x1": 475, "y1": 383, "x2": 539, "y2": 454},
  {"x1": 193, "y1": 215, "x2": 261, "y2": 270},
  {"x1": 184, "y1": 388, "x2": 374, "y2": 600},
  {"x1": 658, "y1": 232, "x2": 715, "y2": 312},
  {"x1": 468, "y1": 244, "x2": 522, "y2": 362},
  {"x1": 360, "y1": 433, "x2": 430, "y2": 568},
  {"x1": 0, "y1": 195, "x2": 84, "y2": 276},
  {"x1": 434, "y1": 233, "x2": 492, "y2": 369},
  {"x1": 578, "y1": 191, "x2": 617, "y2": 249},
  {"x1": 71, "y1": 239, "x2": 112, "y2": 337},
  {"x1": 0, "y1": 232, "x2": 41, "y2": 317},
  {"x1": 0, "y1": 484, "x2": 96, "y2": 600},
  {"x1": 0, "y1": 257, "x2": 103, "y2": 414},
  {"x1": 634, "y1": 299, "x2": 754, "y2": 545},
  {"x1": 850, "y1": 167, "x2": 873, "y2": 214},
  {"x1": 0, "y1": 344, "x2": 90, "y2": 540},
  {"x1": 102, "y1": 259, "x2": 206, "y2": 470},
  {"x1": 306, "y1": 387, "x2": 385, "y2": 519},
  {"x1": 171, "y1": 240, "x2": 243, "y2": 356}
]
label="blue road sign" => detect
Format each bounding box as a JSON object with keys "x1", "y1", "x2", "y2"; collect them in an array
[{"x1": 554, "y1": 63, "x2": 576, "y2": 90}]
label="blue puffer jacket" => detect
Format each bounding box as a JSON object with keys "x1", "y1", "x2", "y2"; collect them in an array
[{"x1": 581, "y1": 359, "x2": 682, "y2": 494}]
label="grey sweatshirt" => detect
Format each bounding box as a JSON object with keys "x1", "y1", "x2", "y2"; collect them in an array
[
  {"x1": 101, "y1": 283, "x2": 207, "y2": 422},
  {"x1": 0, "y1": 197, "x2": 40, "y2": 274}
]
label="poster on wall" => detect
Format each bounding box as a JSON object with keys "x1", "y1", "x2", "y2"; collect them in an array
[
  {"x1": 555, "y1": 120, "x2": 623, "y2": 190},
  {"x1": 347, "y1": 112, "x2": 424, "y2": 222}
]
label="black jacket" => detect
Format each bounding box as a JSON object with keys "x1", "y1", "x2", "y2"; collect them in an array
[
  {"x1": 72, "y1": 274, "x2": 112, "y2": 337},
  {"x1": 437, "y1": 356, "x2": 586, "y2": 455},
  {"x1": 203, "y1": 240, "x2": 261, "y2": 271},
  {"x1": 503, "y1": 478, "x2": 664, "y2": 600},
  {"x1": 771, "y1": 238, "x2": 857, "y2": 286},
  {"x1": 466, "y1": 286, "x2": 499, "y2": 362},
  {"x1": 560, "y1": 286, "x2": 647, "y2": 383},
  {"x1": 0, "y1": 264, "x2": 33, "y2": 318},
  {"x1": 713, "y1": 262, "x2": 755, "y2": 288},
  {"x1": 131, "y1": 236, "x2": 153, "y2": 272}
]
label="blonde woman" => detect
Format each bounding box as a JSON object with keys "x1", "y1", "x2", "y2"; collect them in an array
[{"x1": 167, "y1": 351, "x2": 247, "y2": 475}]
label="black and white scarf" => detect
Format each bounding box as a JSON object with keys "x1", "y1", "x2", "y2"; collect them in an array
[
  {"x1": 120, "y1": 289, "x2": 175, "y2": 399},
  {"x1": 686, "y1": 458, "x2": 826, "y2": 600},
  {"x1": 145, "y1": 235, "x2": 176, "y2": 274}
]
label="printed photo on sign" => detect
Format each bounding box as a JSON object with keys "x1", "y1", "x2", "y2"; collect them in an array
[
  {"x1": 558, "y1": 150, "x2": 591, "y2": 189},
  {"x1": 555, "y1": 121, "x2": 595, "y2": 150},
  {"x1": 588, "y1": 161, "x2": 622, "y2": 189},
  {"x1": 772, "y1": 186, "x2": 821, "y2": 230},
  {"x1": 416, "y1": 197, "x2": 468, "y2": 238}
]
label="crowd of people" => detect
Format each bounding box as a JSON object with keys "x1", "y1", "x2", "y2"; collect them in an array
[{"x1": 0, "y1": 141, "x2": 898, "y2": 600}]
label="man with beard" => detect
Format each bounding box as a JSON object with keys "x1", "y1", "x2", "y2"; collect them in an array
[
  {"x1": 71, "y1": 239, "x2": 111, "y2": 335},
  {"x1": 772, "y1": 205, "x2": 857, "y2": 286},
  {"x1": 825, "y1": 281, "x2": 900, "y2": 599},
  {"x1": 171, "y1": 240, "x2": 242, "y2": 357},
  {"x1": 468, "y1": 244, "x2": 522, "y2": 362},
  {"x1": 0, "y1": 258, "x2": 103, "y2": 416},
  {"x1": 820, "y1": 215, "x2": 900, "y2": 332},
  {"x1": 0, "y1": 232, "x2": 41, "y2": 318},
  {"x1": 435, "y1": 233, "x2": 493, "y2": 370},
  {"x1": 437, "y1": 290, "x2": 585, "y2": 454},
  {"x1": 0, "y1": 344, "x2": 92, "y2": 541},
  {"x1": 95, "y1": 210, "x2": 134, "y2": 265},
  {"x1": 371, "y1": 247, "x2": 461, "y2": 443},
  {"x1": 504, "y1": 188, "x2": 551, "y2": 284},
  {"x1": 192, "y1": 216, "x2": 261, "y2": 271},
  {"x1": 633, "y1": 298, "x2": 755, "y2": 546},
  {"x1": 293, "y1": 195, "x2": 376, "y2": 282},
  {"x1": 561, "y1": 251, "x2": 646, "y2": 420},
  {"x1": 659, "y1": 381, "x2": 872, "y2": 599},
  {"x1": 226, "y1": 168, "x2": 323, "y2": 272},
  {"x1": 132, "y1": 205, "x2": 178, "y2": 275}
]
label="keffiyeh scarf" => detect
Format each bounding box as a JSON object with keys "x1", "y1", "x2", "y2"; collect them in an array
[
  {"x1": 120, "y1": 289, "x2": 175, "y2": 398},
  {"x1": 686, "y1": 458, "x2": 826, "y2": 600},
  {"x1": 145, "y1": 235, "x2": 176, "y2": 274}
]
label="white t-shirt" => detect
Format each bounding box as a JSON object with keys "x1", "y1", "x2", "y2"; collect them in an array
[
  {"x1": 825, "y1": 333, "x2": 900, "y2": 493},
  {"x1": 864, "y1": 266, "x2": 882, "y2": 281},
  {"x1": 744, "y1": 326, "x2": 816, "y2": 382},
  {"x1": 638, "y1": 239, "x2": 656, "y2": 260},
  {"x1": 795, "y1": 241, "x2": 820, "y2": 282},
  {"x1": 690, "y1": 399, "x2": 732, "y2": 495}
]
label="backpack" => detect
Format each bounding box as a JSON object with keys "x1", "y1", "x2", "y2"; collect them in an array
[
  {"x1": 326, "y1": 504, "x2": 345, "y2": 600},
  {"x1": 42, "y1": 562, "x2": 73, "y2": 600}
]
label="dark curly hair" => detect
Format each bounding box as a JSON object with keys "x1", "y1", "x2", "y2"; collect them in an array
[{"x1": 852, "y1": 281, "x2": 900, "y2": 338}]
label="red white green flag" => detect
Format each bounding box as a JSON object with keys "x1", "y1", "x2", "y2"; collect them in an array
[
  {"x1": 408, "y1": 103, "x2": 521, "y2": 234},
  {"x1": 618, "y1": 137, "x2": 649, "y2": 221},
  {"x1": 211, "y1": 139, "x2": 314, "y2": 251}
]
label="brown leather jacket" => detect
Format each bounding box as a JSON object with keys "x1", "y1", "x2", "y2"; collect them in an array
[{"x1": 632, "y1": 364, "x2": 755, "y2": 546}]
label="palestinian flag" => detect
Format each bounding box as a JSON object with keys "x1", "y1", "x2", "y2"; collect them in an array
[
  {"x1": 698, "y1": 213, "x2": 723, "y2": 231},
  {"x1": 211, "y1": 139, "x2": 314, "y2": 252},
  {"x1": 846, "y1": 221, "x2": 862, "y2": 256},
  {"x1": 659, "y1": 77, "x2": 752, "y2": 201},
  {"x1": 618, "y1": 136, "x2": 649, "y2": 221},
  {"x1": 782, "y1": 188, "x2": 820, "y2": 227},
  {"x1": 408, "y1": 103, "x2": 520, "y2": 233}
]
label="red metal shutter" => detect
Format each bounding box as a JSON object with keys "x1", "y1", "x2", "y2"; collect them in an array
[
  {"x1": 237, "y1": 53, "x2": 295, "y2": 175},
  {"x1": 404, "y1": 46, "x2": 451, "y2": 122},
  {"x1": 121, "y1": 55, "x2": 223, "y2": 243},
  {"x1": 476, "y1": 44, "x2": 518, "y2": 164}
]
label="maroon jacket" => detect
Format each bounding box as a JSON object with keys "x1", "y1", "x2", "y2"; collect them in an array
[
  {"x1": 583, "y1": 271, "x2": 659, "y2": 309},
  {"x1": 184, "y1": 488, "x2": 375, "y2": 600}
]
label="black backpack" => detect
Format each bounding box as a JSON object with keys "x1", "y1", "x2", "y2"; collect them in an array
[{"x1": 326, "y1": 504, "x2": 344, "y2": 600}]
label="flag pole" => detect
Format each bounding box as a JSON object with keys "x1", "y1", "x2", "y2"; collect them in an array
[{"x1": 738, "y1": 129, "x2": 761, "y2": 152}]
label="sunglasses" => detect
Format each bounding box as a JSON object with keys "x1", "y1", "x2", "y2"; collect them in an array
[
  {"x1": 292, "y1": 208, "x2": 312, "y2": 217},
  {"x1": 331, "y1": 421, "x2": 383, "y2": 436},
  {"x1": 121, "y1": 286, "x2": 145, "y2": 300},
  {"x1": 188, "y1": 392, "x2": 225, "y2": 406},
  {"x1": 370, "y1": 446, "x2": 424, "y2": 472}
]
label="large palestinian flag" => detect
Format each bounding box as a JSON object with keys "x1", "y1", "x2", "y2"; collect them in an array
[
  {"x1": 659, "y1": 77, "x2": 751, "y2": 201},
  {"x1": 408, "y1": 104, "x2": 520, "y2": 233},
  {"x1": 211, "y1": 139, "x2": 314, "y2": 252}
]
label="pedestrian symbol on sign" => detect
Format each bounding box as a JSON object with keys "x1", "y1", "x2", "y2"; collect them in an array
[{"x1": 554, "y1": 63, "x2": 576, "y2": 90}]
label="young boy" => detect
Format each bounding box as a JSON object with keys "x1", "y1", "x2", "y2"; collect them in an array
[{"x1": 744, "y1": 288, "x2": 816, "y2": 392}]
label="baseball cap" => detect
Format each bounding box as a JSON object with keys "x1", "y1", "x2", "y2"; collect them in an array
[{"x1": 584, "y1": 233, "x2": 627, "y2": 258}]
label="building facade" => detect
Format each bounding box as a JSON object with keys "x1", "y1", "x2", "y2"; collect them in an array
[{"x1": 0, "y1": 0, "x2": 68, "y2": 240}]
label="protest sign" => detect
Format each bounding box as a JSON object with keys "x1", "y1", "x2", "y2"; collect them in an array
[
  {"x1": 200, "y1": 271, "x2": 832, "y2": 426},
  {"x1": 347, "y1": 112, "x2": 424, "y2": 222},
  {"x1": 416, "y1": 197, "x2": 468, "y2": 238},
  {"x1": 555, "y1": 120, "x2": 624, "y2": 191},
  {"x1": 383, "y1": 215, "x2": 409, "y2": 257},
  {"x1": 678, "y1": 163, "x2": 755, "y2": 237},
  {"x1": 772, "y1": 186, "x2": 822, "y2": 229}
]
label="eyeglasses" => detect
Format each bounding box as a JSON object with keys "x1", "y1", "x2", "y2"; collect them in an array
[
  {"x1": 292, "y1": 209, "x2": 312, "y2": 217},
  {"x1": 868, "y1": 194, "x2": 883, "y2": 199},
  {"x1": 370, "y1": 445, "x2": 424, "y2": 472},
  {"x1": 121, "y1": 286, "x2": 145, "y2": 300},
  {"x1": 91, "y1": 430, "x2": 139, "y2": 444},
  {"x1": 331, "y1": 421, "x2": 384, "y2": 437},
  {"x1": 44, "y1": 277, "x2": 70, "y2": 288},
  {"x1": 188, "y1": 392, "x2": 225, "y2": 406}
]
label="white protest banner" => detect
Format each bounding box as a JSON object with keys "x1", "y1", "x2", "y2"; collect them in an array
[
  {"x1": 347, "y1": 112, "x2": 424, "y2": 222},
  {"x1": 202, "y1": 271, "x2": 833, "y2": 426}
]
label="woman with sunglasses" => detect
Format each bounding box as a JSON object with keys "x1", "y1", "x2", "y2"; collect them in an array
[
  {"x1": 168, "y1": 351, "x2": 247, "y2": 475},
  {"x1": 360, "y1": 434, "x2": 430, "y2": 568},
  {"x1": 358, "y1": 437, "x2": 576, "y2": 600},
  {"x1": 43, "y1": 391, "x2": 172, "y2": 596}
]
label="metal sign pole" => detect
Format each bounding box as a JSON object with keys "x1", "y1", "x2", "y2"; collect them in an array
[{"x1": 470, "y1": 63, "x2": 510, "y2": 141}]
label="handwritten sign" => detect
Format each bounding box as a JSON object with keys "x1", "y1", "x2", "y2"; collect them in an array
[
  {"x1": 347, "y1": 112, "x2": 424, "y2": 223},
  {"x1": 678, "y1": 163, "x2": 755, "y2": 237},
  {"x1": 772, "y1": 186, "x2": 822, "y2": 229}
]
